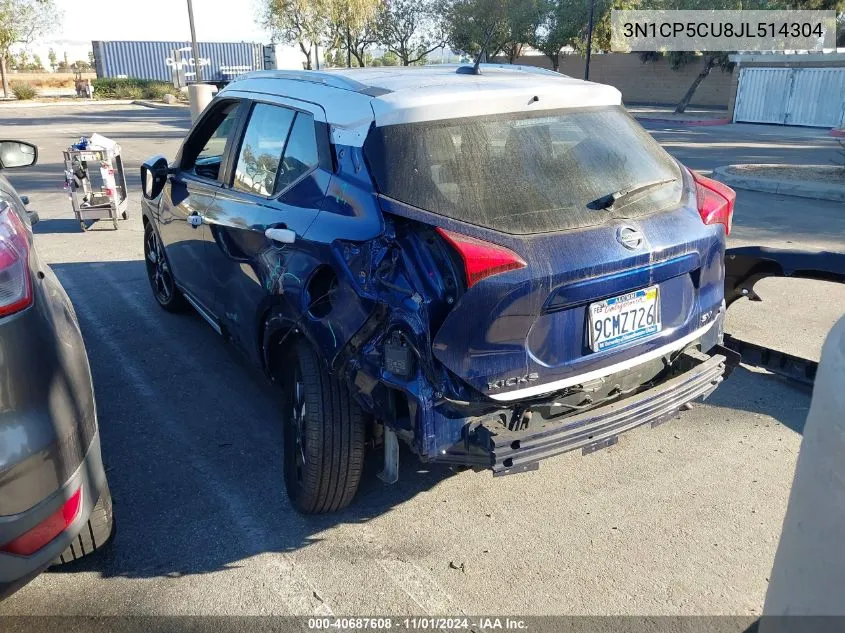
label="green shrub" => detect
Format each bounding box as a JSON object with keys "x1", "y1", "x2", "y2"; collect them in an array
[
  {"x1": 141, "y1": 82, "x2": 177, "y2": 100},
  {"x1": 92, "y1": 78, "x2": 177, "y2": 101},
  {"x1": 11, "y1": 82, "x2": 37, "y2": 100}
]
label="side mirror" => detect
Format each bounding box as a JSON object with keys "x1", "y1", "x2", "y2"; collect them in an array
[
  {"x1": 140, "y1": 155, "x2": 170, "y2": 200},
  {"x1": 27, "y1": 210, "x2": 40, "y2": 226},
  {"x1": 0, "y1": 141, "x2": 37, "y2": 170}
]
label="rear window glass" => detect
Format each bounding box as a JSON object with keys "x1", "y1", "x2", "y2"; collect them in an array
[{"x1": 363, "y1": 106, "x2": 682, "y2": 235}]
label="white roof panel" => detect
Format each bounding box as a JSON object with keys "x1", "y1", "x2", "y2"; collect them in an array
[
  {"x1": 224, "y1": 65, "x2": 622, "y2": 144},
  {"x1": 330, "y1": 64, "x2": 622, "y2": 126}
]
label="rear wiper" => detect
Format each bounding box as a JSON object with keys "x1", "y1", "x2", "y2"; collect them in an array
[{"x1": 587, "y1": 178, "x2": 677, "y2": 210}]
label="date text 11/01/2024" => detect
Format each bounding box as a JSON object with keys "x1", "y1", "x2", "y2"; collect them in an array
[
  {"x1": 307, "y1": 618, "x2": 529, "y2": 630},
  {"x1": 622, "y1": 21, "x2": 824, "y2": 39}
]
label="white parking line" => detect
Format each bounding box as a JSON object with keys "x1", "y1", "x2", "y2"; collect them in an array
[{"x1": 360, "y1": 525, "x2": 458, "y2": 615}]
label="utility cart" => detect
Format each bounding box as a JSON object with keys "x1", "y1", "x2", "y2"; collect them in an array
[{"x1": 63, "y1": 134, "x2": 128, "y2": 231}]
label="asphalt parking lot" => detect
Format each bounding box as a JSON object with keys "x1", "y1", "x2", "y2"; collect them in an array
[{"x1": 1, "y1": 103, "x2": 844, "y2": 616}]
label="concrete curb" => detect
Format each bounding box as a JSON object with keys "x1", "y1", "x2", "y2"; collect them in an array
[
  {"x1": 831, "y1": 128, "x2": 845, "y2": 138},
  {"x1": 712, "y1": 165, "x2": 845, "y2": 202},
  {"x1": 635, "y1": 116, "x2": 732, "y2": 126},
  {"x1": 131, "y1": 100, "x2": 189, "y2": 110}
]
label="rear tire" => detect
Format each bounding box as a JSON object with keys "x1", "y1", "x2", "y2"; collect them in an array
[
  {"x1": 144, "y1": 223, "x2": 187, "y2": 312},
  {"x1": 281, "y1": 340, "x2": 366, "y2": 514},
  {"x1": 52, "y1": 482, "x2": 114, "y2": 565}
]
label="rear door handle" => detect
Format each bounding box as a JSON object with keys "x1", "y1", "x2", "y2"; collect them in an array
[
  {"x1": 265, "y1": 227, "x2": 296, "y2": 244},
  {"x1": 187, "y1": 213, "x2": 203, "y2": 228}
]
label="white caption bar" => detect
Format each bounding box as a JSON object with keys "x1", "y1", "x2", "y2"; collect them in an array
[{"x1": 611, "y1": 10, "x2": 837, "y2": 52}]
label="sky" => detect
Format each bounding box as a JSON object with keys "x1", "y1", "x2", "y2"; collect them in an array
[{"x1": 27, "y1": 0, "x2": 272, "y2": 66}]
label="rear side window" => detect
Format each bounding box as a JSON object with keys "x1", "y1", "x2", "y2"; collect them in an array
[
  {"x1": 363, "y1": 105, "x2": 682, "y2": 235},
  {"x1": 275, "y1": 112, "x2": 319, "y2": 193},
  {"x1": 233, "y1": 103, "x2": 295, "y2": 196}
]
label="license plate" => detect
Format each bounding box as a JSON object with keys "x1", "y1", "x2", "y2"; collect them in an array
[{"x1": 588, "y1": 286, "x2": 661, "y2": 352}]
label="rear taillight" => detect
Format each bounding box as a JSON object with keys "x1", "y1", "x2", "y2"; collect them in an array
[
  {"x1": 436, "y1": 227, "x2": 526, "y2": 288},
  {"x1": 690, "y1": 170, "x2": 735, "y2": 235},
  {"x1": 0, "y1": 205, "x2": 33, "y2": 317},
  {"x1": 1, "y1": 488, "x2": 82, "y2": 556}
]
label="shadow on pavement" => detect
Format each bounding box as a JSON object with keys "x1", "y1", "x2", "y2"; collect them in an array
[
  {"x1": 41, "y1": 259, "x2": 811, "y2": 583},
  {"x1": 33, "y1": 219, "x2": 88, "y2": 234},
  {"x1": 45, "y1": 260, "x2": 459, "y2": 582},
  {"x1": 704, "y1": 365, "x2": 808, "y2": 436}
]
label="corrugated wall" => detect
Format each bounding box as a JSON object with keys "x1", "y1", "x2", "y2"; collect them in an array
[
  {"x1": 92, "y1": 40, "x2": 264, "y2": 82},
  {"x1": 733, "y1": 68, "x2": 793, "y2": 125},
  {"x1": 734, "y1": 67, "x2": 845, "y2": 127},
  {"x1": 787, "y1": 68, "x2": 845, "y2": 127}
]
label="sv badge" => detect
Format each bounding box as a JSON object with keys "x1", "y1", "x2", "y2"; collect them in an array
[{"x1": 487, "y1": 372, "x2": 539, "y2": 391}]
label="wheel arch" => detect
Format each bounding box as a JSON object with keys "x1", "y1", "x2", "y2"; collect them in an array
[{"x1": 260, "y1": 304, "x2": 327, "y2": 384}]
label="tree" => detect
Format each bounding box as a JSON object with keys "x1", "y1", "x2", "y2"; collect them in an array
[
  {"x1": 30, "y1": 52, "x2": 42, "y2": 70},
  {"x1": 73, "y1": 59, "x2": 90, "y2": 71},
  {"x1": 375, "y1": 0, "x2": 445, "y2": 66},
  {"x1": 261, "y1": 0, "x2": 331, "y2": 70},
  {"x1": 328, "y1": 0, "x2": 381, "y2": 67},
  {"x1": 443, "y1": 0, "x2": 540, "y2": 63},
  {"x1": 530, "y1": 0, "x2": 587, "y2": 71},
  {"x1": 47, "y1": 46, "x2": 55, "y2": 71},
  {"x1": 348, "y1": 22, "x2": 380, "y2": 66},
  {"x1": 0, "y1": 0, "x2": 58, "y2": 96},
  {"x1": 87, "y1": 49, "x2": 93, "y2": 67},
  {"x1": 380, "y1": 50, "x2": 399, "y2": 65},
  {"x1": 578, "y1": 0, "x2": 626, "y2": 54},
  {"x1": 635, "y1": 0, "x2": 761, "y2": 112}
]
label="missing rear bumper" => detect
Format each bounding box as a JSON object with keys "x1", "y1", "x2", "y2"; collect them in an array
[{"x1": 463, "y1": 346, "x2": 738, "y2": 475}]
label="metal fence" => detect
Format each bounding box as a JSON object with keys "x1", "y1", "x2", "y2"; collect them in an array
[{"x1": 734, "y1": 66, "x2": 845, "y2": 128}]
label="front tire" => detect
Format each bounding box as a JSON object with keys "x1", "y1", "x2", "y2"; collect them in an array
[
  {"x1": 281, "y1": 340, "x2": 366, "y2": 514},
  {"x1": 144, "y1": 223, "x2": 186, "y2": 312}
]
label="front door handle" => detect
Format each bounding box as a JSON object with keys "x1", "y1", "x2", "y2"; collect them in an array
[
  {"x1": 265, "y1": 227, "x2": 296, "y2": 244},
  {"x1": 187, "y1": 213, "x2": 203, "y2": 228}
]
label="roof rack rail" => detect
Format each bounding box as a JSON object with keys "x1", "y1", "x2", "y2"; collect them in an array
[
  {"x1": 474, "y1": 63, "x2": 571, "y2": 78},
  {"x1": 229, "y1": 70, "x2": 377, "y2": 94}
]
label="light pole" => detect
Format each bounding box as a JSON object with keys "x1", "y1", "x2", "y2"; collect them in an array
[
  {"x1": 584, "y1": 0, "x2": 596, "y2": 81},
  {"x1": 187, "y1": 0, "x2": 202, "y2": 83}
]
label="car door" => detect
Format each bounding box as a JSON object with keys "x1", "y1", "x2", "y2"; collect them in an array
[
  {"x1": 157, "y1": 99, "x2": 246, "y2": 313},
  {"x1": 204, "y1": 97, "x2": 330, "y2": 360}
]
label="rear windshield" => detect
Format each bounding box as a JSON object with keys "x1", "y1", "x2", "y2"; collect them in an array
[{"x1": 363, "y1": 105, "x2": 682, "y2": 235}]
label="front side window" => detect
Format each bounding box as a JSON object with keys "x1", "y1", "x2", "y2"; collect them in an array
[
  {"x1": 232, "y1": 104, "x2": 295, "y2": 196},
  {"x1": 182, "y1": 102, "x2": 241, "y2": 181}
]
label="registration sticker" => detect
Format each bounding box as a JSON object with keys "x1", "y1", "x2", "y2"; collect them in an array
[{"x1": 588, "y1": 286, "x2": 661, "y2": 352}]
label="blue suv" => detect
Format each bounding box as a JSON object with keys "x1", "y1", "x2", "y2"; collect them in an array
[{"x1": 140, "y1": 65, "x2": 738, "y2": 513}]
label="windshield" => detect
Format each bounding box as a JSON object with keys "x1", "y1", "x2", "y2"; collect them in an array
[{"x1": 363, "y1": 105, "x2": 683, "y2": 235}]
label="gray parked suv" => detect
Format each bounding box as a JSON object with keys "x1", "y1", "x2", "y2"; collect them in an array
[{"x1": 0, "y1": 140, "x2": 112, "y2": 600}]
